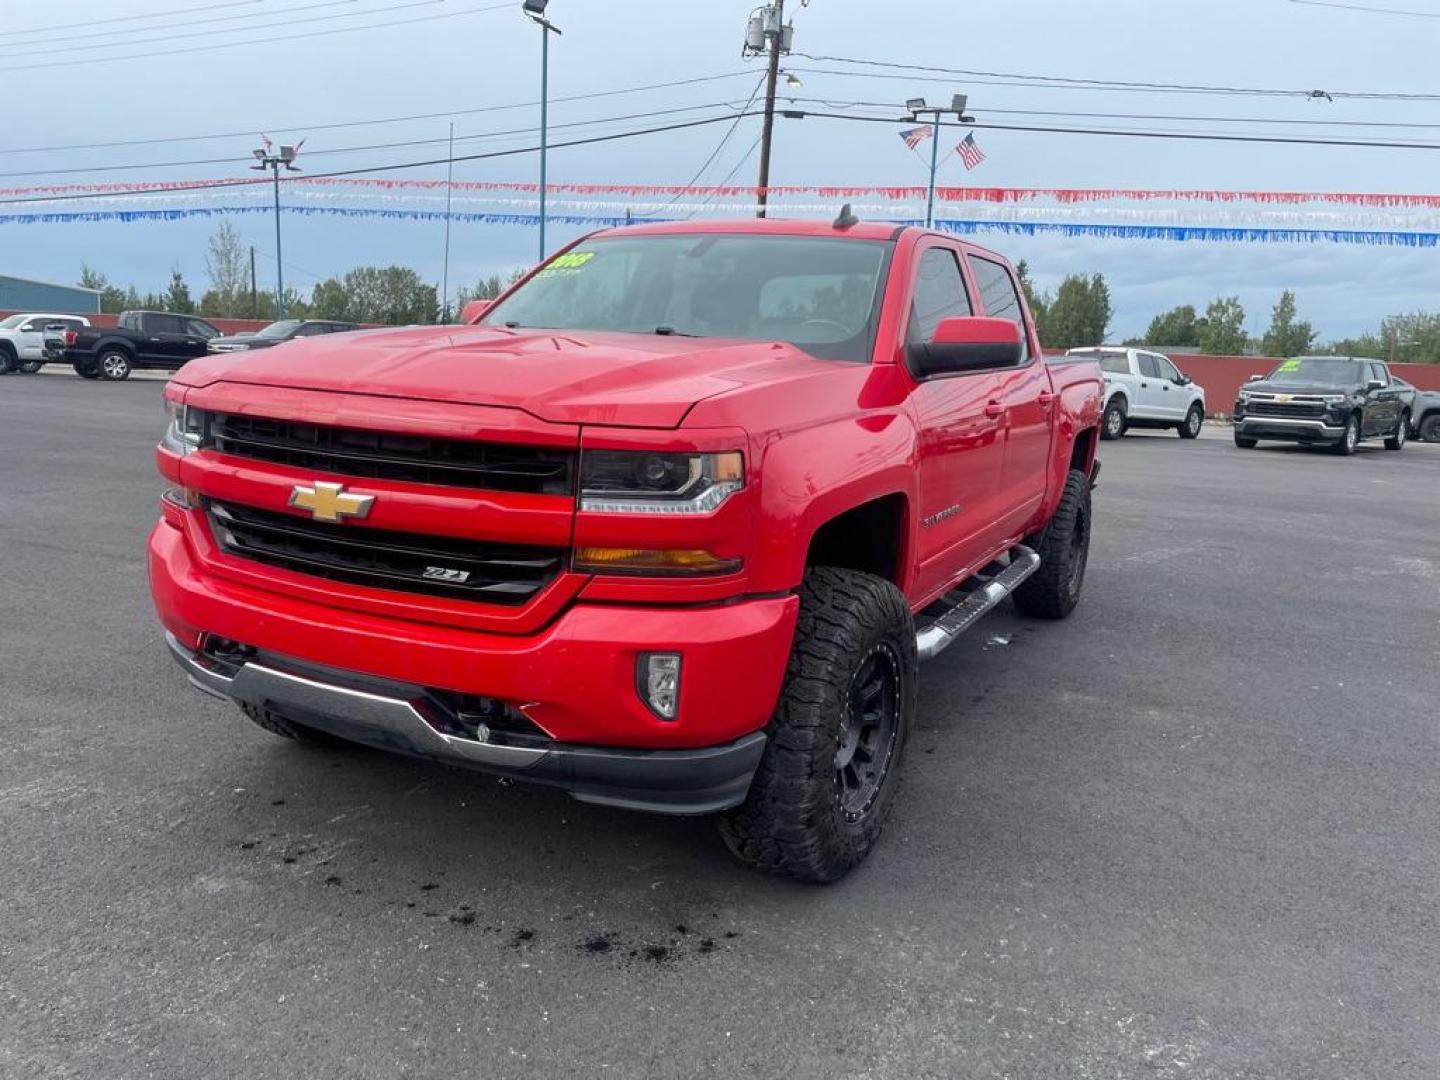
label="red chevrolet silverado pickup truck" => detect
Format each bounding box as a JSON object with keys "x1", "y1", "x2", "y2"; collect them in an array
[{"x1": 151, "y1": 217, "x2": 1102, "y2": 881}]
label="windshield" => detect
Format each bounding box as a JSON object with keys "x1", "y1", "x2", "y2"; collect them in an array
[
  {"x1": 1266, "y1": 358, "x2": 1364, "y2": 387},
  {"x1": 482, "y1": 233, "x2": 893, "y2": 362},
  {"x1": 257, "y1": 319, "x2": 303, "y2": 338},
  {"x1": 0, "y1": 315, "x2": 26, "y2": 329}
]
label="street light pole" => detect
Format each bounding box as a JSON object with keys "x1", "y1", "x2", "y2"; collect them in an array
[
  {"x1": 905, "y1": 94, "x2": 973, "y2": 230},
  {"x1": 523, "y1": 1, "x2": 561, "y2": 262},
  {"x1": 252, "y1": 139, "x2": 303, "y2": 318}
]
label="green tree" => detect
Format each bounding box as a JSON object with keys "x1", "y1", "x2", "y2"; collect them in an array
[
  {"x1": 1014, "y1": 260, "x2": 1049, "y2": 342},
  {"x1": 203, "y1": 222, "x2": 252, "y2": 317},
  {"x1": 1042, "y1": 273, "x2": 1111, "y2": 350},
  {"x1": 1142, "y1": 304, "x2": 1201, "y2": 348},
  {"x1": 162, "y1": 269, "x2": 195, "y2": 314},
  {"x1": 1377, "y1": 312, "x2": 1440, "y2": 364},
  {"x1": 1197, "y1": 296, "x2": 1248, "y2": 355},
  {"x1": 307, "y1": 278, "x2": 352, "y2": 320},
  {"x1": 1261, "y1": 290, "x2": 1316, "y2": 358},
  {"x1": 78, "y1": 265, "x2": 130, "y2": 314},
  {"x1": 339, "y1": 265, "x2": 438, "y2": 324}
]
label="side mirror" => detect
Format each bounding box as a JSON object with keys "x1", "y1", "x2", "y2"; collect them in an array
[
  {"x1": 909, "y1": 316, "x2": 1022, "y2": 378},
  {"x1": 460, "y1": 299, "x2": 494, "y2": 325},
  {"x1": 1367, "y1": 379, "x2": 1385, "y2": 391},
  {"x1": 1176, "y1": 373, "x2": 1191, "y2": 385},
  {"x1": 1247, "y1": 374, "x2": 1265, "y2": 383}
]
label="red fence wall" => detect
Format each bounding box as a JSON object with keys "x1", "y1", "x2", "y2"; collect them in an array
[{"x1": 1160, "y1": 353, "x2": 1440, "y2": 413}]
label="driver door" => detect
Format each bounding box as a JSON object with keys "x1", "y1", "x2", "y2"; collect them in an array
[{"x1": 908, "y1": 243, "x2": 1008, "y2": 599}]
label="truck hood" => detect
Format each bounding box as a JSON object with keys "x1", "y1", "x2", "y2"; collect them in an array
[
  {"x1": 1243, "y1": 379, "x2": 1355, "y2": 396},
  {"x1": 174, "y1": 325, "x2": 829, "y2": 428}
]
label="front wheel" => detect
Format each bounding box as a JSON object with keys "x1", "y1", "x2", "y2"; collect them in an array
[
  {"x1": 1421, "y1": 415, "x2": 1440, "y2": 443},
  {"x1": 1384, "y1": 412, "x2": 1409, "y2": 451},
  {"x1": 1100, "y1": 398, "x2": 1127, "y2": 441},
  {"x1": 1012, "y1": 467, "x2": 1092, "y2": 620},
  {"x1": 1234, "y1": 432, "x2": 1258, "y2": 449},
  {"x1": 1178, "y1": 404, "x2": 1204, "y2": 439},
  {"x1": 1332, "y1": 414, "x2": 1359, "y2": 456},
  {"x1": 720, "y1": 567, "x2": 916, "y2": 883},
  {"x1": 98, "y1": 349, "x2": 133, "y2": 381},
  {"x1": 17, "y1": 360, "x2": 43, "y2": 374},
  {"x1": 0, "y1": 350, "x2": 14, "y2": 375}
]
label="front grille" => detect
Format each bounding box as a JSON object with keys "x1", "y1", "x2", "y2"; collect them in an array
[
  {"x1": 208, "y1": 501, "x2": 564, "y2": 604},
  {"x1": 1246, "y1": 400, "x2": 1325, "y2": 419},
  {"x1": 205, "y1": 413, "x2": 574, "y2": 496}
]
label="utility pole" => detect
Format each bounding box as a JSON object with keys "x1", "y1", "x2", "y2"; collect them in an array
[
  {"x1": 251, "y1": 138, "x2": 303, "y2": 318},
  {"x1": 249, "y1": 245, "x2": 257, "y2": 318},
  {"x1": 751, "y1": 0, "x2": 788, "y2": 218}
]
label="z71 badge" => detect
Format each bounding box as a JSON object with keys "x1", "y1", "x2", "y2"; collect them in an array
[{"x1": 422, "y1": 566, "x2": 471, "y2": 583}]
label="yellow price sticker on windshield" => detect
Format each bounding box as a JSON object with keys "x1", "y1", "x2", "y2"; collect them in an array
[
  {"x1": 537, "y1": 251, "x2": 596, "y2": 277},
  {"x1": 1278, "y1": 359, "x2": 1301, "y2": 372}
]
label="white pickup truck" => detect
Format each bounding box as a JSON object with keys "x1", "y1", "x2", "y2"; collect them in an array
[
  {"x1": 1066, "y1": 347, "x2": 1207, "y2": 440},
  {"x1": 0, "y1": 313, "x2": 91, "y2": 374}
]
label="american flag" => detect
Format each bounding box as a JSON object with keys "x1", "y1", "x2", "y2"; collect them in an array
[
  {"x1": 957, "y1": 132, "x2": 987, "y2": 170},
  {"x1": 898, "y1": 124, "x2": 934, "y2": 150}
]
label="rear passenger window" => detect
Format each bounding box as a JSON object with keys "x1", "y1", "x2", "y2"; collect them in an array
[
  {"x1": 1099, "y1": 353, "x2": 1130, "y2": 374},
  {"x1": 968, "y1": 256, "x2": 1029, "y2": 364},
  {"x1": 1138, "y1": 354, "x2": 1161, "y2": 379},
  {"x1": 1370, "y1": 363, "x2": 1388, "y2": 386},
  {"x1": 907, "y1": 248, "x2": 972, "y2": 344}
]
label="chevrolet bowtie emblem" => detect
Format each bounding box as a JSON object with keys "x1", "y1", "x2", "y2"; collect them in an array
[{"x1": 288, "y1": 481, "x2": 375, "y2": 523}]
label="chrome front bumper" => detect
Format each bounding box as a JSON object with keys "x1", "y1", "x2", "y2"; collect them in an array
[
  {"x1": 166, "y1": 633, "x2": 766, "y2": 815},
  {"x1": 1233, "y1": 416, "x2": 1346, "y2": 437}
]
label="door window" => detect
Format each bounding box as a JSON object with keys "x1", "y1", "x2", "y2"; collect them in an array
[
  {"x1": 907, "y1": 248, "x2": 972, "y2": 344},
  {"x1": 967, "y1": 256, "x2": 1029, "y2": 364},
  {"x1": 1138, "y1": 354, "x2": 1162, "y2": 379},
  {"x1": 1369, "y1": 363, "x2": 1388, "y2": 387},
  {"x1": 1154, "y1": 355, "x2": 1183, "y2": 382},
  {"x1": 186, "y1": 320, "x2": 219, "y2": 339}
]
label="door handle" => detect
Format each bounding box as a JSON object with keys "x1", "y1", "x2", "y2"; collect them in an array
[
  {"x1": 1140, "y1": 381, "x2": 1149, "y2": 388},
  {"x1": 984, "y1": 400, "x2": 1005, "y2": 418},
  {"x1": 1161, "y1": 385, "x2": 1170, "y2": 391},
  {"x1": 1038, "y1": 391, "x2": 1056, "y2": 409}
]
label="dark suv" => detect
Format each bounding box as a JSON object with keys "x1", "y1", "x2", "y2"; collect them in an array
[
  {"x1": 207, "y1": 319, "x2": 358, "y2": 353},
  {"x1": 1233, "y1": 356, "x2": 1415, "y2": 455}
]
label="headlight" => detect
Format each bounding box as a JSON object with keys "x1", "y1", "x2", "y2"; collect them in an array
[
  {"x1": 161, "y1": 399, "x2": 202, "y2": 456},
  {"x1": 580, "y1": 450, "x2": 743, "y2": 514},
  {"x1": 1321, "y1": 394, "x2": 1347, "y2": 404}
]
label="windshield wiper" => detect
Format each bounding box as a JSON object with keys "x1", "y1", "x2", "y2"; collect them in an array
[{"x1": 653, "y1": 326, "x2": 700, "y2": 337}]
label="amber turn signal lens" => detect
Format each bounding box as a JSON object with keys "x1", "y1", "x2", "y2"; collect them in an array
[{"x1": 573, "y1": 547, "x2": 742, "y2": 576}]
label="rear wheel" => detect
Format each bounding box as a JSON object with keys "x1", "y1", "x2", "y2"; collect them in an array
[
  {"x1": 720, "y1": 567, "x2": 916, "y2": 883},
  {"x1": 74, "y1": 361, "x2": 100, "y2": 379},
  {"x1": 1421, "y1": 415, "x2": 1440, "y2": 443},
  {"x1": 0, "y1": 347, "x2": 15, "y2": 375},
  {"x1": 1234, "y1": 432, "x2": 1258, "y2": 449},
  {"x1": 1384, "y1": 412, "x2": 1409, "y2": 451},
  {"x1": 1332, "y1": 414, "x2": 1360, "y2": 456},
  {"x1": 1100, "y1": 397, "x2": 1127, "y2": 441},
  {"x1": 17, "y1": 360, "x2": 43, "y2": 374},
  {"x1": 1013, "y1": 467, "x2": 1091, "y2": 620},
  {"x1": 98, "y1": 348, "x2": 133, "y2": 381},
  {"x1": 1178, "y1": 404, "x2": 1204, "y2": 439}
]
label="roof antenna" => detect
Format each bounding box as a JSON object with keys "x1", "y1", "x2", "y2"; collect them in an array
[{"x1": 832, "y1": 202, "x2": 859, "y2": 230}]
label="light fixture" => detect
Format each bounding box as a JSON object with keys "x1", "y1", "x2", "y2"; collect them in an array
[
  {"x1": 638, "y1": 653, "x2": 682, "y2": 720},
  {"x1": 950, "y1": 93, "x2": 968, "y2": 114},
  {"x1": 906, "y1": 97, "x2": 928, "y2": 113},
  {"x1": 785, "y1": 71, "x2": 803, "y2": 90},
  {"x1": 522, "y1": 0, "x2": 548, "y2": 12}
]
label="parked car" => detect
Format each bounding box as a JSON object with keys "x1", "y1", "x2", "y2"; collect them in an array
[
  {"x1": 208, "y1": 319, "x2": 359, "y2": 353},
  {"x1": 1392, "y1": 376, "x2": 1440, "y2": 442},
  {"x1": 0, "y1": 313, "x2": 90, "y2": 374},
  {"x1": 1065, "y1": 347, "x2": 1207, "y2": 440},
  {"x1": 1233, "y1": 356, "x2": 1414, "y2": 454},
  {"x1": 62, "y1": 311, "x2": 222, "y2": 380},
  {"x1": 151, "y1": 217, "x2": 1104, "y2": 882}
]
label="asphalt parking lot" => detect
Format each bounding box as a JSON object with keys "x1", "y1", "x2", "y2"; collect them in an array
[{"x1": 2, "y1": 372, "x2": 1437, "y2": 1079}]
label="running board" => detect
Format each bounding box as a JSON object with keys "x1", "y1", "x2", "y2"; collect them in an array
[{"x1": 915, "y1": 546, "x2": 1041, "y2": 662}]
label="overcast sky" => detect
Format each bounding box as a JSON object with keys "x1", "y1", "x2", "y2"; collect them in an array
[{"x1": 8, "y1": 0, "x2": 1440, "y2": 339}]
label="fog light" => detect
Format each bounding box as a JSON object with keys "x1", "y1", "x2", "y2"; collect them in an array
[{"x1": 638, "y1": 653, "x2": 682, "y2": 720}]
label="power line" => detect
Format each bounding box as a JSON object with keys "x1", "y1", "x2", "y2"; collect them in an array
[
  {"x1": 1288, "y1": 0, "x2": 1440, "y2": 16},
  {"x1": 1, "y1": 1, "x2": 513, "y2": 73},
  {"x1": 0, "y1": 100, "x2": 759, "y2": 179},
  {"x1": 8, "y1": 0, "x2": 262, "y2": 35},
  {"x1": 795, "y1": 108, "x2": 1440, "y2": 151},
  {"x1": 635, "y1": 76, "x2": 767, "y2": 219},
  {"x1": 1, "y1": 71, "x2": 758, "y2": 155},
  {"x1": 0, "y1": 112, "x2": 766, "y2": 206},
  {"x1": 20, "y1": 0, "x2": 375, "y2": 48},
  {"x1": 792, "y1": 53, "x2": 1440, "y2": 102}
]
